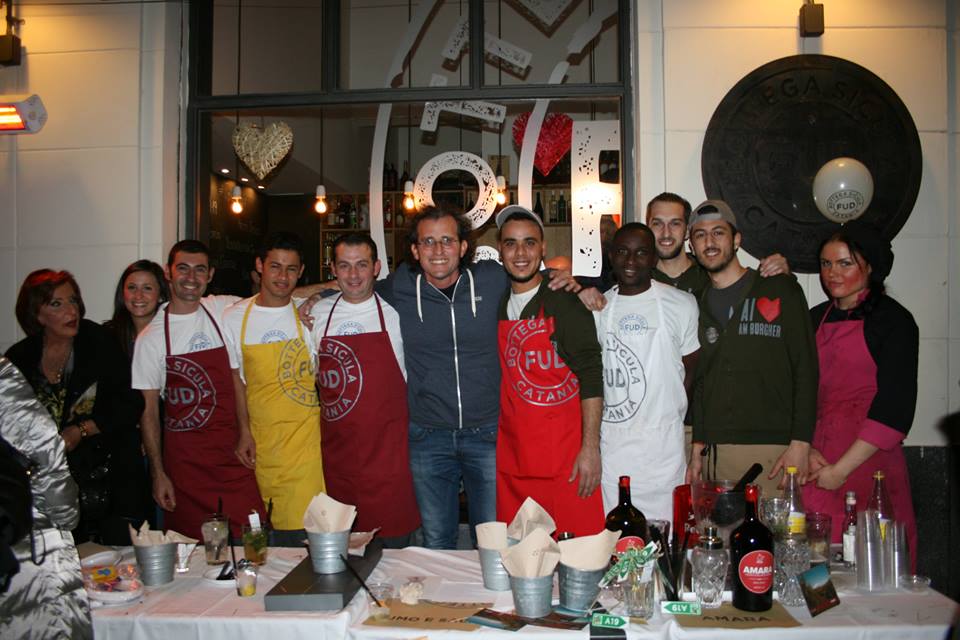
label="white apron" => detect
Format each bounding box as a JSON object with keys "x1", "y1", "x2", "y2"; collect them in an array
[{"x1": 599, "y1": 282, "x2": 687, "y2": 522}]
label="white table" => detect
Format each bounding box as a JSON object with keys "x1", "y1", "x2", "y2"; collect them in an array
[{"x1": 92, "y1": 547, "x2": 958, "y2": 640}]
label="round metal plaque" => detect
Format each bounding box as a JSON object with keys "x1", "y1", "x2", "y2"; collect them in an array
[{"x1": 701, "y1": 55, "x2": 921, "y2": 273}]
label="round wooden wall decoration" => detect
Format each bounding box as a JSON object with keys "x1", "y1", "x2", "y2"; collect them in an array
[{"x1": 701, "y1": 54, "x2": 921, "y2": 273}]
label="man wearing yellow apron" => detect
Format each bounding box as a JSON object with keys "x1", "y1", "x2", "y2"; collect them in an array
[{"x1": 223, "y1": 232, "x2": 325, "y2": 544}]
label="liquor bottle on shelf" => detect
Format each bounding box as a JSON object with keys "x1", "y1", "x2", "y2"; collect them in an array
[
  {"x1": 533, "y1": 191, "x2": 545, "y2": 219},
  {"x1": 326, "y1": 197, "x2": 337, "y2": 226},
  {"x1": 866, "y1": 471, "x2": 894, "y2": 540},
  {"x1": 842, "y1": 491, "x2": 857, "y2": 568},
  {"x1": 349, "y1": 200, "x2": 358, "y2": 228},
  {"x1": 730, "y1": 484, "x2": 773, "y2": 612},
  {"x1": 548, "y1": 190, "x2": 558, "y2": 223},
  {"x1": 604, "y1": 475, "x2": 648, "y2": 556},
  {"x1": 400, "y1": 161, "x2": 410, "y2": 186},
  {"x1": 782, "y1": 466, "x2": 806, "y2": 536},
  {"x1": 387, "y1": 164, "x2": 397, "y2": 191},
  {"x1": 557, "y1": 191, "x2": 567, "y2": 223},
  {"x1": 384, "y1": 197, "x2": 393, "y2": 226}
]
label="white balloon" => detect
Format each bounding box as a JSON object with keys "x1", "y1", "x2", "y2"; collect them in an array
[{"x1": 812, "y1": 157, "x2": 874, "y2": 223}]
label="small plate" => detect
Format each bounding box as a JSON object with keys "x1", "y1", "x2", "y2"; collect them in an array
[
  {"x1": 81, "y1": 550, "x2": 121, "y2": 569},
  {"x1": 86, "y1": 579, "x2": 143, "y2": 605},
  {"x1": 203, "y1": 567, "x2": 237, "y2": 587}
]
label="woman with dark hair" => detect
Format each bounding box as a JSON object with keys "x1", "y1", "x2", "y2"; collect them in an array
[
  {"x1": 106, "y1": 260, "x2": 168, "y2": 359},
  {"x1": 803, "y1": 220, "x2": 918, "y2": 565},
  {"x1": 5, "y1": 270, "x2": 147, "y2": 545}
]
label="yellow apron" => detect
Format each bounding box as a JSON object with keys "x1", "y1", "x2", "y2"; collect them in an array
[{"x1": 240, "y1": 300, "x2": 325, "y2": 530}]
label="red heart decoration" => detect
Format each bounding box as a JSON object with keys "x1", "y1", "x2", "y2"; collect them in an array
[
  {"x1": 512, "y1": 112, "x2": 573, "y2": 176},
  {"x1": 756, "y1": 297, "x2": 781, "y2": 323}
]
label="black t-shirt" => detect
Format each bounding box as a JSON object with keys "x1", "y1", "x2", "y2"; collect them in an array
[
  {"x1": 705, "y1": 270, "x2": 751, "y2": 325},
  {"x1": 810, "y1": 294, "x2": 919, "y2": 435}
]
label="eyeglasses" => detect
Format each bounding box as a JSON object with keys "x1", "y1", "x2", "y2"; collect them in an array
[{"x1": 417, "y1": 236, "x2": 458, "y2": 249}]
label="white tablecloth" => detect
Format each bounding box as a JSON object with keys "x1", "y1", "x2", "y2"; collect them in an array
[{"x1": 92, "y1": 546, "x2": 958, "y2": 640}]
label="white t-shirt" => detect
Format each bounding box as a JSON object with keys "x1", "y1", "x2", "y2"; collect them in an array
[
  {"x1": 221, "y1": 296, "x2": 312, "y2": 383},
  {"x1": 506, "y1": 287, "x2": 539, "y2": 321},
  {"x1": 595, "y1": 282, "x2": 700, "y2": 427},
  {"x1": 308, "y1": 294, "x2": 406, "y2": 379},
  {"x1": 132, "y1": 295, "x2": 240, "y2": 392}
]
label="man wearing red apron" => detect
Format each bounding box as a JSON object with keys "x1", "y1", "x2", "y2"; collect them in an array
[
  {"x1": 494, "y1": 206, "x2": 605, "y2": 537},
  {"x1": 310, "y1": 234, "x2": 419, "y2": 546},
  {"x1": 132, "y1": 240, "x2": 264, "y2": 539}
]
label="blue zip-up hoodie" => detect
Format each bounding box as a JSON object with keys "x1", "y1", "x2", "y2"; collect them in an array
[{"x1": 376, "y1": 260, "x2": 507, "y2": 430}]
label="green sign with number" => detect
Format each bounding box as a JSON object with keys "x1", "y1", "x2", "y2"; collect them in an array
[
  {"x1": 661, "y1": 601, "x2": 702, "y2": 616},
  {"x1": 591, "y1": 613, "x2": 628, "y2": 628}
]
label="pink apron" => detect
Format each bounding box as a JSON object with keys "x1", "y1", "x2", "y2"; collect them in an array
[{"x1": 802, "y1": 306, "x2": 916, "y2": 567}]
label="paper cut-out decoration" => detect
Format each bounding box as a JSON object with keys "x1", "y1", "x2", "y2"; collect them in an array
[
  {"x1": 413, "y1": 152, "x2": 499, "y2": 230},
  {"x1": 512, "y1": 112, "x2": 573, "y2": 177},
  {"x1": 474, "y1": 245, "x2": 502, "y2": 264},
  {"x1": 421, "y1": 100, "x2": 506, "y2": 132},
  {"x1": 232, "y1": 122, "x2": 293, "y2": 180},
  {"x1": 571, "y1": 121, "x2": 621, "y2": 277},
  {"x1": 442, "y1": 16, "x2": 532, "y2": 75},
  {"x1": 508, "y1": 0, "x2": 576, "y2": 31}
]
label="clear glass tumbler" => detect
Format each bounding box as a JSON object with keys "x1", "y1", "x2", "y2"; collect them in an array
[
  {"x1": 692, "y1": 546, "x2": 729, "y2": 608},
  {"x1": 201, "y1": 515, "x2": 229, "y2": 565},
  {"x1": 620, "y1": 564, "x2": 656, "y2": 619},
  {"x1": 777, "y1": 535, "x2": 810, "y2": 606}
]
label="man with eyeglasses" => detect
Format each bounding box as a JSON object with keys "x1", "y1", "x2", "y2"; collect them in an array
[{"x1": 495, "y1": 205, "x2": 605, "y2": 536}]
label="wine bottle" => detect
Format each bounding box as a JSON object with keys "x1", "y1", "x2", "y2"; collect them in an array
[
  {"x1": 549, "y1": 190, "x2": 558, "y2": 223},
  {"x1": 842, "y1": 491, "x2": 857, "y2": 568},
  {"x1": 557, "y1": 191, "x2": 567, "y2": 223},
  {"x1": 730, "y1": 484, "x2": 773, "y2": 612},
  {"x1": 533, "y1": 191, "x2": 545, "y2": 219},
  {"x1": 604, "y1": 475, "x2": 648, "y2": 555},
  {"x1": 782, "y1": 465, "x2": 806, "y2": 536}
]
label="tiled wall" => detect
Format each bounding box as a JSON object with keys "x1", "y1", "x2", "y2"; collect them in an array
[
  {"x1": 634, "y1": 0, "x2": 957, "y2": 447},
  {"x1": 0, "y1": 4, "x2": 180, "y2": 353}
]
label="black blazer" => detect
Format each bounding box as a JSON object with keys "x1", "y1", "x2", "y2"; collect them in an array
[{"x1": 6, "y1": 319, "x2": 146, "y2": 517}]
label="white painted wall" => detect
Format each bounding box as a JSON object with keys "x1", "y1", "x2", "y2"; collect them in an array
[
  {"x1": 634, "y1": 0, "x2": 956, "y2": 446},
  {"x1": 0, "y1": 3, "x2": 181, "y2": 352}
]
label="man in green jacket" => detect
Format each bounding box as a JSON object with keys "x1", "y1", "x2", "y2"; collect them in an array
[{"x1": 685, "y1": 200, "x2": 818, "y2": 494}]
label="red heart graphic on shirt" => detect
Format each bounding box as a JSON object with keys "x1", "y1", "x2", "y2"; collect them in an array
[{"x1": 757, "y1": 297, "x2": 781, "y2": 323}]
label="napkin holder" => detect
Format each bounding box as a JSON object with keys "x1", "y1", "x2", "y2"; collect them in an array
[{"x1": 264, "y1": 538, "x2": 383, "y2": 611}]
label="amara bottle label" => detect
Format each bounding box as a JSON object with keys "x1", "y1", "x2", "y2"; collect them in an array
[
  {"x1": 615, "y1": 536, "x2": 645, "y2": 554},
  {"x1": 738, "y1": 550, "x2": 774, "y2": 594}
]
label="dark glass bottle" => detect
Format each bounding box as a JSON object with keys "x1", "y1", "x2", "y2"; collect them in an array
[
  {"x1": 604, "y1": 476, "x2": 648, "y2": 556},
  {"x1": 730, "y1": 484, "x2": 773, "y2": 612},
  {"x1": 533, "y1": 191, "x2": 545, "y2": 219}
]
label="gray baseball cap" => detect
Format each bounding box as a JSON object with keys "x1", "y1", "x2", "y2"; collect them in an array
[
  {"x1": 689, "y1": 199, "x2": 737, "y2": 230},
  {"x1": 495, "y1": 204, "x2": 544, "y2": 230}
]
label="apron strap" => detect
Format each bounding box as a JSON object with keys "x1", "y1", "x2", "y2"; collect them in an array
[
  {"x1": 322, "y1": 294, "x2": 342, "y2": 338},
  {"x1": 240, "y1": 298, "x2": 255, "y2": 344},
  {"x1": 163, "y1": 308, "x2": 172, "y2": 356},
  {"x1": 165, "y1": 302, "x2": 226, "y2": 356},
  {"x1": 373, "y1": 294, "x2": 387, "y2": 332}
]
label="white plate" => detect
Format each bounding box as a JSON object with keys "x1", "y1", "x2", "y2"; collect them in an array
[
  {"x1": 81, "y1": 550, "x2": 121, "y2": 569},
  {"x1": 86, "y1": 580, "x2": 143, "y2": 605},
  {"x1": 203, "y1": 567, "x2": 237, "y2": 587}
]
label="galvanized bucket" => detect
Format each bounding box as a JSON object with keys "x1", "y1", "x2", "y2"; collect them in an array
[
  {"x1": 134, "y1": 543, "x2": 177, "y2": 586},
  {"x1": 478, "y1": 547, "x2": 511, "y2": 591},
  {"x1": 558, "y1": 563, "x2": 603, "y2": 612},
  {"x1": 308, "y1": 530, "x2": 350, "y2": 574},
  {"x1": 509, "y1": 573, "x2": 554, "y2": 618}
]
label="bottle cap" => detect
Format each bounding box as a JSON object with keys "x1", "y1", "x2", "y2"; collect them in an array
[
  {"x1": 873, "y1": 470, "x2": 885, "y2": 480},
  {"x1": 845, "y1": 491, "x2": 856, "y2": 503},
  {"x1": 618, "y1": 475, "x2": 631, "y2": 487},
  {"x1": 699, "y1": 526, "x2": 723, "y2": 550},
  {"x1": 557, "y1": 532, "x2": 575, "y2": 541},
  {"x1": 786, "y1": 466, "x2": 798, "y2": 474}
]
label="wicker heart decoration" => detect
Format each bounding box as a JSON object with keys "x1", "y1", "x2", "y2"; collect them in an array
[
  {"x1": 512, "y1": 112, "x2": 573, "y2": 176},
  {"x1": 232, "y1": 122, "x2": 294, "y2": 180}
]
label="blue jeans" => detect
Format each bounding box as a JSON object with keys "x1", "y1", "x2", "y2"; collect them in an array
[{"x1": 408, "y1": 423, "x2": 497, "y2": 549}]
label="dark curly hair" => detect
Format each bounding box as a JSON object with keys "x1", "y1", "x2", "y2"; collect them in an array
[{"x1": 406, "y1": 205, "x2": 475, "y2": 267}]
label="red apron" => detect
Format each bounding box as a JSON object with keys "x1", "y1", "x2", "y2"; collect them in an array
[
  {"x1": 802, "y1": 306, "x2": 916, "y2": 567},
  {"x1": 162, "y1": 305, "x2": 265, "y2": 539},
  {"x1": 496, "y1": 309, "x2": 605, "y2": 537},
  {"x1": 316, "y1": 294, "x2": 420, "y2": 537}
]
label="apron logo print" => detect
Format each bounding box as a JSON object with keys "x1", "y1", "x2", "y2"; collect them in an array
[
  {"x1": 316, "y1": 339, "x2": 363, "y2": 421},
  {"x1": 164, "y1": 356, "x2": 217, "y2": 432},
  {"x1": 277, "y1": 339, "x2": 319, "y2": 407},
  {"x1": 756, "y1": 297, "x2": 781, "y2": 323},
  {"x1": 505, "y1": 318, "x2": 578, "y2": 407},
  {"x1": 617, "y1": 313, "x2": 648, "y2": 336},
  {"x1": 602, "y1": 333, "x2": 645, "y2": 423},
  {"x1": 187, "y1": 331, "x2": 214, "y2": 352}
]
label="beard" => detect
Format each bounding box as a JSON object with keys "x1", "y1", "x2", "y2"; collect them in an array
[
  {"x1": 700, "y1": 249, "x2": 736, "y2": 273},
  {"x1": 506, "y1": 269, "x2": 539, "y2": 284},
  {"x1": 656, "y1": 242, "x2": 683, "y2": 261}
]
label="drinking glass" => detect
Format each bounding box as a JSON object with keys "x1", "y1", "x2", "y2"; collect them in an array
[
  {"x1": 760, "y1": 498, "x2": 790, "y2": 540},
  {"x1": 242, "y1": 525, "x2": 269, "y2": 565},
  {"x1": 805, "y1": 512, "x2": 832, "y2": 569},
  {"x1": 201, "y1": 515, "x2": 229, "y2": 565}
]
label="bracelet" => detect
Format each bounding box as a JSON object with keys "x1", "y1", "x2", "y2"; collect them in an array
[{"x1": 77, "y1": 421, "x2": 89, "y2": 438}]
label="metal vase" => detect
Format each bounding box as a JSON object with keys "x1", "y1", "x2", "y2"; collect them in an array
[
  {"x1": 134, "y1": 543, "x2": 177, "y2": 586},
  {"x1": 558, "y1": 563, "x2": 604, "y2": 612},
  {"x1": 307, "y1": 530, "x2": 350, "y2": 574},
  {"x1": 478, "y1": 547, "x2": 511, "y2": 591},
  {"x1": 509, "y1": 573, "x2": 554, "y2": 618}
]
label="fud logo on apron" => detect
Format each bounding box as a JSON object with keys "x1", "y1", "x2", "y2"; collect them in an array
[
  {"x1": 504, "y1": 318, "x2": 578, "y2": 406},
  {"x1": 316, "y1": 338, "x2": 363, "y2": 421},
  {"x1": 602, "y1": 333, "x2": 646, "y2": 423},
  {"x1": 165, "y1": 355, "x2": 217, "y2": 431},
  {"x1": 278, "y1": 340, "x2": 318, "y2": 407}
]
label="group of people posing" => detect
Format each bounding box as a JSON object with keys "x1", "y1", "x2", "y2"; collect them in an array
[{"x1": 0, "y1": 193, "x2": 919, "y2": 636}]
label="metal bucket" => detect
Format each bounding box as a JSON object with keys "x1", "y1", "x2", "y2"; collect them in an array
[
  {"x1": 510, "y1": 574, "x2": 554, "y2": 618},
  {"x1": 478, "y1": 547, "x2": 511, "y2": 591},
  {"x1": 134, "y1": 543, "x2": 177, "y2": 586},
  {"x1": 558, "y1": 563, "x2": 603, "y2": 612},
  {"x1": 308, "y1": 530, "x2": 350, "y2": 574}
]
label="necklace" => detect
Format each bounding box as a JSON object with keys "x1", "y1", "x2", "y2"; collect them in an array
[{"x1": 42, "y1": 344, "x2": 72, "y2": 385}]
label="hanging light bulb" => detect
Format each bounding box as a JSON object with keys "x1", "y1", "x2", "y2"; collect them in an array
[
  {"x1": 314, "y1": 184, "x2": 328, "y2": 214},
  {"x1": 495, "y1": 175, "x2": 507, "y2": 205},
  {"x1": 402, "y1": 180, "x2": 416, "y2": 211},
  {"x1": 230, "y1": 185, "x2": 243, "y2": 214}
]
